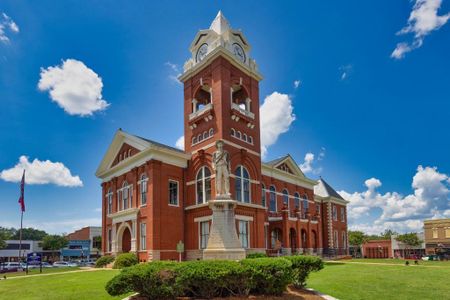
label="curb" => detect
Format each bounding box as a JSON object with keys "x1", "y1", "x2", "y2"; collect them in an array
[{"x1": 306, "y1": 287, "x2": 339, "y2": 300}]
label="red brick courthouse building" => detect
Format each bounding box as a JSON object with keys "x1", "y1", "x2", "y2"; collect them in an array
[{"x1": 96, "y1": 12, "x2": 349, "y2": 261}]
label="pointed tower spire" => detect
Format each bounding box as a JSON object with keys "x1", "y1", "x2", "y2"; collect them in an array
[{"x1": 210, "y1": 10, "x2": 230, "y2": 35}]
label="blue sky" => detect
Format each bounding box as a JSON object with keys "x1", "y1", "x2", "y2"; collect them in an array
[{"x1": 0, "y1": 0, "x2": 449, "y2": 235}]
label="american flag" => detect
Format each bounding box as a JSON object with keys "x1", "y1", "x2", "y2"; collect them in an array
[{"x1": 18, "y1": 170, "x2": 25, "y2": 212}]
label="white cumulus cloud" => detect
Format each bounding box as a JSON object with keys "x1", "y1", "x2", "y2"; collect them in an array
[
  {"x1": 392, "y1": 0, "x2": 450, "y2": 59},
  {"x1": 260, "y1": 92, "x2": 296, "y2": 158},
  {"x1": 175, "y1": 135, "x2": 185, "y2": 150},
  {"x1": 165, "y1": 61, "x2": 181, "y2": 84},
  {"x1": 299, "y1": 148, "x2": 325, "y2": 175},
  {"x1": 0, "y1": 12, "x2": 19, "y2": 43},
  {"x1": 0, "y1": 155, "x2": 83, "y2": 187},
  {"x1": 341, "y1": 165, "x2": 450, "y2": 234},
  {"x1": 38, "y1": 59, "x2": 109, "y2": 116}
]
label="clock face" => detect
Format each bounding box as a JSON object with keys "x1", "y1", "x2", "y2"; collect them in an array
[
  {"x1": 233, "y1": 43, "x2": 246, "y2": 63},
  {"x1": 196, "y1": 43, "x2": 208, "y2": 62}
]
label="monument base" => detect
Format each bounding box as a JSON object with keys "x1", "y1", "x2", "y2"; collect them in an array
[{"x1": 202, "y1": 196, "x2": 246, "y2": 261}]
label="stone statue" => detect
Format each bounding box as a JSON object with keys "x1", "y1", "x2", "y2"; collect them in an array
[{"x1": 212, "y1": 140, "x2": 230, "y2": 196}]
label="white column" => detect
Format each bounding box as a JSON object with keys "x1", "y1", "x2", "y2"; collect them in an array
[
  {"x1": 112, "y1": 224, "x2": 117, "y2": 254},
  {"x1": 245, "y1": 98, "x2": 251, "y2": 111},
  {"x1": 192, "y1": 99, "x2": 198, "y2": 112},
  {"x1": 131, "y1": 220, "x2": 137, "y2": 252}
]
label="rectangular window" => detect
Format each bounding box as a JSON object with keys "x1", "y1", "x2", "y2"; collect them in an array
[
  {"x1": 141, "y1": 180, "x2": 147, "y2": 206},
  {"x1": 238, "y1": 220, "x2": 249, "y2": 249},
  {"x1": 169, "y1": 180, "x2": 179, "y2": 206},
  {"x1": 341, "y1": 207, "x2": 345, "y2": 222},
  {"x1": 107, "y1": 193, "x2": 113, "y2": 214},
  {"x1": 140, "y1": 223, "x2": 147, "y2": 250},
  {"x1": 432, "y1": 228, "x2": 438, "y2": 239},
  {"x1": 108, "y1": 229, "x2": 112, "y2": 252},
  {"x1": 332, "y1": 205, "x2": 337, "y2": 221},
  {"x1": 316, "y1": 204, "x2": 320, "y2": 215},
  {"x1": 334, "y1": 230, "x2": 339, "y2": 248},
  {"x1": 269, "y1": 190, "x2": 276, "y2": 212},
  {"x1": 261, "y1": 188, "x2": 266, "y2": 207},
  {"x1": 123, "y1": 187, "x2": 128, "y2": 210},
  {"x1": 200, "y1": 221, "x2": 210, "y2": 249},
  {"x1": 342, "y1": 232, "x2": 346, "y2": 248}
]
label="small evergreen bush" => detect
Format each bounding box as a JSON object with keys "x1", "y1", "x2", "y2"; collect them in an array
[
  {"x1": 112, "y1": 253, "x2": 138, "y2": 269},
  {"x1": 284, "y1": 255, "x2": 324, "y2": 288},
  {"x1": 95, "y1": 255, "x2": 115, "y2": 268},
  {"x1": 175, "y1": 260, "x2": 251, "y2": 298},
  {"x1": 106, "y1": 261, "x2": 179, "y2": 299},
  {"x1": 241, "y1": 257, "x2": 292, "y2": 295},
  {"x1": 246, "y1": 252, "x2": 268, "y2": 259}
]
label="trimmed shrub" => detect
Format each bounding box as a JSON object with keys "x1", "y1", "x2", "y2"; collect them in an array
[
  {"x1": 95, "y1": 255, "x2": 115, "y2": 268},
  {"x1": 241, "y1": 257, "x2": 292, "y2": 295},
  {"x1": 284, "y1": 255, "x2": 324, "y2": 288},
  {"x1": 175, "y1": 260, "x2": 251, "y2": 298},
  {"x1": 112, "y1": 253, "x2": 138, "y2": 269},
  {"x1": 246, "y1": 252, "x2": 268, "y2": 259},
  {"x1": 106, "y1": 261, "x2": 180, "y2": 299}
]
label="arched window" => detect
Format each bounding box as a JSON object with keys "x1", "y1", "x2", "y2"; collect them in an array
[
  {"x1": 261, "y1": 184, "x2": 266, "y2": 207},
  {"x1": 235, "y1": 166, "x2": 250, "y2": 203},
  {"x1": 128, "y1": 149, "x2": 132, "y2": 157},
  {"x1": 192, "y1": 136, "x2": 197, "y2": 144},
  {"x1": 231, "y1": 128, "x2": 235, "y2": 137},
  {"x1": 196, "y1": 166, "x2": 211, "y2": 204},
  {"x1": 209, "y1": 128, "x2": 214, "y2": 137},
  {"x1": 302, "y1": 194, "x2": 309, "y2": 214},
  {"x1": 248, "y1": 136, "x2": 253, "y2": 144},
  {"x1": 269, "y1": 186, "x2": 276, "y2": 212},
  {"x1": 294, "y1": 192, "x2": 300, "y2": 209},
  {"x1": 282, "y1": 189, "x2": 289, "y2": 209},
  {"x1": 243, "y1": 133, "x2": 247, "y2": 142},
  {"x1": 140, "y1": 174, "x2": 148, "y2": 206},
  {"x1": 236, "y1": 131, "x2": 242, "y2": 139},
  {"x1": 203, "y1": 131, "x2": 208, "y2": 140},
  {"x1": 197, "y1": 134, "x2": 202, "y2": 142},
  {"x1": 122, "y1": 181, "x2": 129, "y2": 210}
]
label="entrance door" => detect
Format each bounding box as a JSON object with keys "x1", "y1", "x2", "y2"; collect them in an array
[{"x1": 122, "y1": 227, "x2": 131, "y2": 253}]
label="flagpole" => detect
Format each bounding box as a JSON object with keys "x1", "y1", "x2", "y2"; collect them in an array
[{"x1": 18, "y1": 210, "x2": 23, "y2": 261}]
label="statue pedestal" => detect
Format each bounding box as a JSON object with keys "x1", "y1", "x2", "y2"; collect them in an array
[{"x1": 203, "y1": 196, "x2": 246, "y2": 260}]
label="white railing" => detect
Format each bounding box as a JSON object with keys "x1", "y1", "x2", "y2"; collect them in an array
[
  {"x1": 231, "y1": 103, "x2": 254, "y2": 119},
  {"x1": 189, "y1": 103, "x2": 213, "y2": 120}
]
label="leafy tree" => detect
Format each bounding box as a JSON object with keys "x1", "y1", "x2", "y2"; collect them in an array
[
  {"x1": 11, "y1": 228, "x2": 48, "y2": 241},
  {"x1": 0, "y1": 227, "x2": 14, "y2": 249},
  {"x1": 93, "y1": 236, "x2": 102, "y2": 249},
  {"x1": 381, "y1": 229, "x2": 398, "y2": 240},
  {"x1": 348, "y1": 231, "x2": 369, "y2": 247},
  {"x1": 42, "y1": 234, "x2": 68, "y2": 250},
  {"x1": 396, "y1": 233, "x2": 422, "y2": 258}
]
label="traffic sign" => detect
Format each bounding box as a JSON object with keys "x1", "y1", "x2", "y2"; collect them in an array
[{"x1": 27, "y1": 252, "x2": 41, "y2": 263}]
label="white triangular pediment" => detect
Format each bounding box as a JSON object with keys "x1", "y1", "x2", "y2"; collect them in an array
[
  {"x1": 273, "y1": 155, "x2": 306, "y2": 178},
  {"x1": 95, "y1": 130, "x2": 151, "y2": 178}
]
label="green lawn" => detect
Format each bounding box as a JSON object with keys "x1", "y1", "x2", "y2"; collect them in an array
[
  {"x1": 3, "y1": 267, "x2": 81, "y2": 278},
  {"x1": 0, "y1": 269, "x2": 125, "y2": 300},
  {"x1": 307, "y1": 261, "x2": 450, "y2": 300},
  {"x1": 347, "y1": 258, "x2": 450, "y2": 266}
]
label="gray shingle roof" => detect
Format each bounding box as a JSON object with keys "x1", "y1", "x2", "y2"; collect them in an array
[
  {"x1": 134, "y1": 135, "x2": 186, "y2": 154},
  {"x1": 315, "y1": 178, "x2": 345, "y2": 200}
]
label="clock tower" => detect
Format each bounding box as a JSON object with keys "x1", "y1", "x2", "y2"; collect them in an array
[{"x1": 179, "y1": 11, "x2": 267, "y2": 257}]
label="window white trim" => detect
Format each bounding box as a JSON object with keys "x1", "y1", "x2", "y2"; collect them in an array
[
  {"x1": 235, "y1": 165, "x2": 251, "y2": 203},
  {"x1": 269, "y1": 186, "x2": 277, "y2": 212},
  {"x1": 196, "y1": 166, "x2": 212, "y2": 204},
  {"x1": 168, "y1": 180, "x2": 179, "y2": 207},
  {"x1": 199, "y1": 221, "x2": 210, "y2": 250},
  {"x1": 140, "y1": 223, "x2": 147, "y2": 251}
]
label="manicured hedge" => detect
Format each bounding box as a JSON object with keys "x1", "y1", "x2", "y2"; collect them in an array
[
  {"x1": 246, "y1": 252, "x2": 268, "y2": 259},
  {"x1": 241, "y1": 257, "x2": 292, "y2": 295},
  {"x1": 284, "y1": 255, "x2": 324, "y2": 288},
  {"x1": 175, "y1": 260, "x2": 251, "y2": 298},
  {"x1": 106, "y1": 261, "x2": 179, "y2": 299},
  {"x1": 106, "y1": 255, "x2": 324, "y2": 298},
  {"x1": 95, "y1": 255, "x2": 115, "y2": 268},
  {"x1": 112, "y1": 253, "x2": 138, "y2": 269}
]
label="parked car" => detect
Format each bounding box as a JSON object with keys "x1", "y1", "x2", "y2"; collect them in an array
[
  {"x1": 0, "y1": 262, "x2": 23, "y2": 272},
  {"x1": 53, "y1": 261, "x2": 71, "y2": 267},
  {"x1": 41, "y1": 262, "x2": 53, "y2": 268}
]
